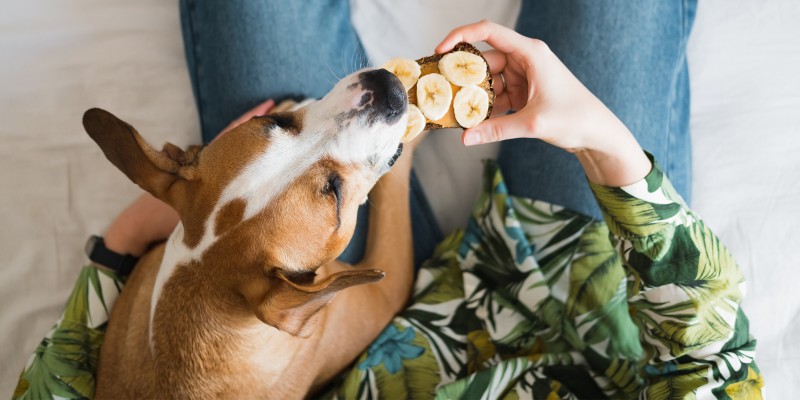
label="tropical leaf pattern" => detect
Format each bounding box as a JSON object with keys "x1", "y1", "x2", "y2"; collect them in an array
[
  {"x1": 329, "y1": 159, "x2": 762, "y2": 399},
  {"x1": 13, "y1": 157, "x2": 763, "y2": 399},
  {"x1": 13, "y1": 266, "x2": 122, "y2": 400}
]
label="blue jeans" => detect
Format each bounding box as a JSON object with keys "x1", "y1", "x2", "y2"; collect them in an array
[
  {"x1": 505, "y1": 0, "x2": 696, "y2": 217},
  {"x1": 179, "y1": 0, "x2": 695, "y2": 265},
  {"x1": 179, "y1": 0, "x2": 441, "y2": 267}
]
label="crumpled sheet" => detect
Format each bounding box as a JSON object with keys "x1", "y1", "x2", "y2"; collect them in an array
[{"x1": 1, "y1": 0, "x2": 798, "y2": 396}]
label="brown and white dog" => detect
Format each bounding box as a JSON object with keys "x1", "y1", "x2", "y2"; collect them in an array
[{"x1": 85, "y1": 69, "x2": 416, "y2": 399}]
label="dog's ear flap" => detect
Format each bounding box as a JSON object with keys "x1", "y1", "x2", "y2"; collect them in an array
[
  {"x1": 83, "y1": 108, "x2": 197, "y2": 204},
  {"x1": 242, "y1": 269, "x2": 384, "y2": 337}
]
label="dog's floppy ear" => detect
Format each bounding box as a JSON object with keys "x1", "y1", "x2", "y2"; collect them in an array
[
  {"x1": 83, "y1": 108, "x2": 198, "y2": 204},
  {"x1": 242, "y1": 268, "x2": 384, "y2": 337}
]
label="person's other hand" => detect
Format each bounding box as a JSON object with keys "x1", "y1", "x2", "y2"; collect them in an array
[{"x1": 436, "y1": 20, "x2": 651, "y2": 186}]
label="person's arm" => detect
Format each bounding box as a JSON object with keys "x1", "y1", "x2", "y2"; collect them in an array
[
  {"x1": 438, "y1": 21, "x2": 763, "y2": 396},
  {"x1": 589, "y1": 158, "x2": 762, "y2": 396},
  {"x1": 312, "y1": 136, "x2": 418, "y2": 389},
  {"x1": 102, "y1": 192, "x2": 179, "y2": 257}
]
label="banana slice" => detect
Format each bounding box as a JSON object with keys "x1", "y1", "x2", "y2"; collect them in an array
[
  {"x1": 402, "y1": 104, "x2": 425, "y2": 143},
  {"x1": 416, "y1": 73, "x2": 452, "y2": 121},
  {"x1": 453, "y1": 85, "x2": 489, "y2": 128},
  {"x1": 382, "y1": 57, "x2": 421, "y2": 91},
  {"x1": 438, "y1": 51, "x2": 487, "y2": 87}
]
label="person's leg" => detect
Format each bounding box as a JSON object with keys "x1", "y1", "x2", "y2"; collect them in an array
[
  {"x1": 180, "y1": 0, "x2": 368, "y2": 142},
  {"x1": 179, "y1": 0, "x2": 441, "y2": 267},
  {"x1": 500, "y1": 0, "x2": 697, "y2": 218}
]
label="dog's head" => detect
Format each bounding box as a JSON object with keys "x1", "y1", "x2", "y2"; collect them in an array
[{"x1": 84, "y1": 68, "x2": 408, "y2": 336}]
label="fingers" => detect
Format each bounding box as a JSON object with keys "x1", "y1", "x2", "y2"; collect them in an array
[
  {"x1": 491, "y1": 66, "x2": 528, "y2": 114},
  {"x1": 485, "y1": 50, "x2": 509, "y2": 99},
  {"x1": 461, "y1": 111, "x2": 536, "y2": 146},
  {"x1": 241, "y1": 98, "x2": 276, "y2": 119},
  {"x1": 491, "y1": 72, "x2": 505, "y2": 98},
  {"x1": 436, "y1": 20, "x2": 524, "y2": 55},
  {"x1": 482, "y1": 50, "x2": 507, "y2": 76},
  {"x1": 219, "y1": 99, "x2": 275, "y2": 137},
  {"x1": 491, "y1": 92, "x2": 511, "y2": 116}
]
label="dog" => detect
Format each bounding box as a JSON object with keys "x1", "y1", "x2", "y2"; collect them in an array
[{"x1": 85, "y1": 68, "x2": 415, "y2": 399}]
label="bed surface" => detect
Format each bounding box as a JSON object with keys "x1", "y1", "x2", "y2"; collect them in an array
[{"x1": 2, "y1": 0, "x2": 798, "y2": 396}]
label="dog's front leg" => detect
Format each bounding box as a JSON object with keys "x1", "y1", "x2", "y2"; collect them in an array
[
  {"x1": 310, "y1": 144, "x2": 416, "y2": 388},
  {"x1": 357, "y1": 145, "x2": 416, "y2": 311}
]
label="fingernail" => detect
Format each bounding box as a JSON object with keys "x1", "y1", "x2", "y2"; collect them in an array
[{"x1": 463, "y1": 130, "x2": 481, "y2": 146}]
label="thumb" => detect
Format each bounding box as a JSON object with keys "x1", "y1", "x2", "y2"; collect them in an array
[{"x1": 461, "y1": 113, "x2": 534, "y2": 146}]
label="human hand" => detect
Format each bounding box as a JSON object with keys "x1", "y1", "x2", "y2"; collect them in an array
[{"x1": 436, "y1": 20, "x2": 651, "y2": 186}]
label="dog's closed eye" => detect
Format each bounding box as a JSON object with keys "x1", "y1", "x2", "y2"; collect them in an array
[{"x1": 323, "y1": 173, "x2": 343, "y2": 228}]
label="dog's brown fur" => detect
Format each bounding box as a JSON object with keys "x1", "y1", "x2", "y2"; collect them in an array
[{"x1": 87, "y1": 104, "x2": 414, "y2": 399}]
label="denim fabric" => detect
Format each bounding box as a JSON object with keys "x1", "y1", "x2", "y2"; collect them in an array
[
  {"x1": 505, "y1": 0, "x2": 697, "y2": 219},
  {"x1": 180, "y1": 0, "x2": 367, "y2": 142},
  {"x1": 179, "y1": 0, "x2": 443, "y2": 268},
  {"x1": 178, "y1": 0, "x2": 696, "y2": 265}
]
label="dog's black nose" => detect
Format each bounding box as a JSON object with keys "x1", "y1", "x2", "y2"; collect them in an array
[
  {"x1": 386, "y1": 84, "x2": 406, "y2": 112},
  {"x1": 380, "y1": 70, "x2": 407, "y2": 112},
  {"x1": 359, "y1": 69, "x2": 407, "y2": 119}
]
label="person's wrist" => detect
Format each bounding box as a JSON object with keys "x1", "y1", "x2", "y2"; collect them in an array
[
  {"x1": 103, "y1": 227, "x2": 149, "y2": 257},
  {"x1": 575, "y1": 141, "x2": 651, "y2": 187},
  {"x1": 574, "y1": 115, "x2": 651, "y2": 187}
]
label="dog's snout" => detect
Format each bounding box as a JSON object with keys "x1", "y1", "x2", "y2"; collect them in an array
[{"x1": 358, "y1": 69, "x2": 407, "y2": 122}]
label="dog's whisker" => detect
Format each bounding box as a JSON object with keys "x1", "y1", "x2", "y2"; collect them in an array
[
  {"x1": 359, "y1": 47, "x2": 369, "y2": 70},
  {"x1": 359, "y1": 47, "x2": 368, "y2": 71},
  {"x1": 359, "y1": 47, "x2": 372, "y2": 68},
  {"x1": 339, "y1": 45, "x2": 348, "y2": 79},
  {"x1": 346, "y1": 45, "x2": 354, "y2": 75},
  {"x1": 351, "y1": 45, "x2": 362, "y2": 74},
  {"x1": 325, "y1": 60, "x2": 340, "y2": 86},
  {"x1": 352, "y1": 46, "x2": 363, "y2": 73}
]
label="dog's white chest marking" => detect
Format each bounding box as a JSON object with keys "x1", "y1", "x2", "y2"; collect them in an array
[{"x1": 148, "y1": 224, "x2": 196, "y2": 350}]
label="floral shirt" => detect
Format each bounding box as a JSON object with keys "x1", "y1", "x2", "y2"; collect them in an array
[{"x1": 13, "y1": 157, "x2": 764, "y2": 399}]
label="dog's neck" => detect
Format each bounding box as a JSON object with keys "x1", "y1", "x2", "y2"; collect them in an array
[
  {"x1": 148, "y1": 223, "x2": 200, "y2": 348},
  {"x1": 146, "y1": 224, "x2": 322, "y2": 397}
]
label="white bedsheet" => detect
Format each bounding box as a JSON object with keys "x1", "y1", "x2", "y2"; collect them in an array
[{"x1": 1, "y1": 0, "x2": 798, "y2": 396}]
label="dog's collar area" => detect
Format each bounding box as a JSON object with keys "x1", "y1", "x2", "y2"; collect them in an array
[{"x1": 387, "y1": 143, "x2": 403, "y2": 167}]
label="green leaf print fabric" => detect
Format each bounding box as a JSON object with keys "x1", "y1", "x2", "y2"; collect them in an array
[
  {"x1": 328, "y1": 158, "x2": 763, "y2": 399},
  {"x1": 13, "y1": 267, "x2": 122, "y2": 400},
  {"x1": 14, "y1": 156, "x2": 763, "y2": 399}
]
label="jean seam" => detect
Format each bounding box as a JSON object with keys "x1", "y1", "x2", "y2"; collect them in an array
[
  {"x1": 666, "y1": 0, "x2": 692, "y2": 190},
  {"x1": 183, "y1": 0, "x2": 206, "y2": 143}
]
